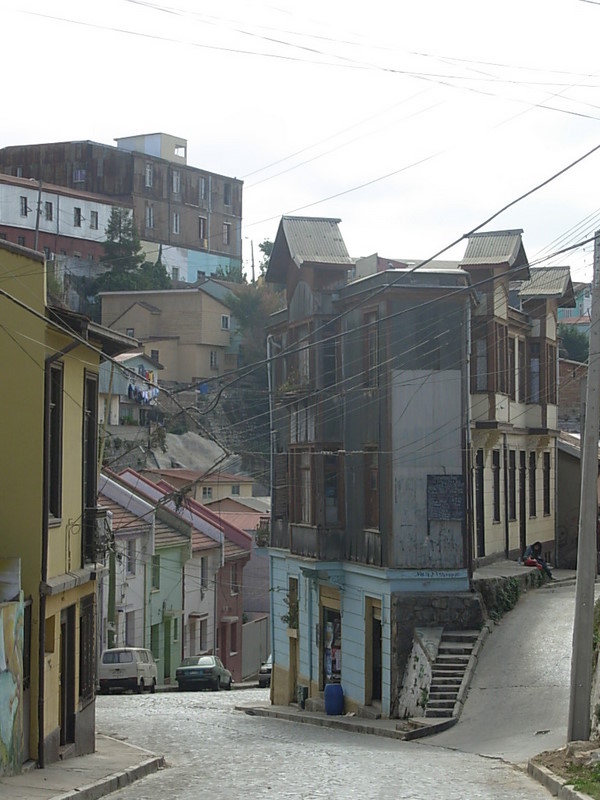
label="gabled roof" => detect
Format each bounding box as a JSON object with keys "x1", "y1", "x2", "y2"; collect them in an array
[
  {"x1": 517, "y1": 266, "x2": 575, "y2": 307},
  {"x1": 266, "y1": 216, "x2": 354, "y2": 283},
  {"x1": 460, "y1": 230, "x2": 529, "y2": 275},
  {"x1": 97, "y1": 493, "x2": 152, "y2": 536},
  {"x1": 117, "y1": 468, "x2": 251, "y2": 554}
]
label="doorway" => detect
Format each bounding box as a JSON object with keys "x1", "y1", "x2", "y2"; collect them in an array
[
  {"x1": 365, "y1": 598, "x2": 382, "y2": 704},
  {"x1": 59, "y1": 606, "x2": 75, "y2": 747}
]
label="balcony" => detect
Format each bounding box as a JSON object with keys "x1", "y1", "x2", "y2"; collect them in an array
[{"x1": 290, "y1": 524, "x2": 344, "y2": 561}]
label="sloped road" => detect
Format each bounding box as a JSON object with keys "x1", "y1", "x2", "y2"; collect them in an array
[{"x1": 426, "y1": 581, "x2": 576, "y2": 762}]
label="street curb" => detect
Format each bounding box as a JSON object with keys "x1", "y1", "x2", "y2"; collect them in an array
[
  {"x1": 527, "y1": 761, "x2": 593, "y2": 799},
  {"x1": 399, "y1": 717, "x2": 457, "y2": 741},
  {"x1": 50, "y1": 753, "x2": 165, "y2": 800},
  {"x1": 238, "y1": 705, "x2": 407, "y2": 740}
]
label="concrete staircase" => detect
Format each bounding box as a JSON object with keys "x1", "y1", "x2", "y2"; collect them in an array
[{"x1": 426, "y1": 630, "x2": 479, "y2": 718}]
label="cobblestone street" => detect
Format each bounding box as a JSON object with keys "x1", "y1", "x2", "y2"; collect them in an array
[{"x1": 97, "y1": 689, "x2": 553, "y2": 799}]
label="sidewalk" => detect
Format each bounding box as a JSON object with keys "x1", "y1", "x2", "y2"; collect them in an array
[{"x1": 0, "y1": 734, "x2": 163, "y2": 800}]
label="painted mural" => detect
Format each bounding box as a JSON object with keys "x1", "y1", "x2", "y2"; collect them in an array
[{"x1": 0, "y1": 595, "x2": 24, "y2": 776}]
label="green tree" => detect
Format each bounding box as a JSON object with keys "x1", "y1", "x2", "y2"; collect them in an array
[
  {"x1": 96, "y1": 208, "x2": 145, "y2": 291},
  {"x1": 226, "y1": 283, "x2": 284, "y2": 377},
  {"x1": 95, "y1": 209, "x2": 171, "y2": 292},
  {"x1": 258, "y1": 239, "x2": 273, "y2": 277},
  {"x1": 214, "y1": 262, "x2": 246, "y2": 284},
  {"x1": 559, "y1": 324, "x2": 589, "y2": 363}
]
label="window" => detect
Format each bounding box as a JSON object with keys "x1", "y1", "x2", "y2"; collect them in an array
[
  {"x1": 79, "y1": 594, "x2": 95, "y2": 705},
  {"x1": 473, "y1": 336, "x2": 488, "y2": 392},
  {"x1": 44, "y1": 201, "x2": 53, "y2": 221},
  {"x1": 231, "y1": 484, "x2": 240, "y2": 496},
  {"x1": 172, "y1": 212, "x2": 180, "y2": 234},
  {"x1": 324, "y1": 453, "x2": 343, "y2": 525},
  {"x1": 44, "y1": 247, "x2": 51, "y2": 260},
  {"x1": 364, "y1": 311, "x2": 378, "y2": 388},
  {"x1": 364, "y1": 447, "x2": 379, "y2": 529},
  {"x1": 293, "y1": 449, "x2": 313, "y2": 524},
  {"x1": 508, "y1": 337, "x2": 516, "y2": 400},
  {"x1": 230, "y1": 562, "x2": 240, "y2": 595},
  {"x1": 495, "y1": 323, "x2": 508, "y2": 394},
  {"x1": 145, "y1": 204, "x2": 154, "y2": 229},
  {"x1": 145, "y1": 162, "x2": 153, "y2": 188},
  {"x1": 126, "y1": 327, "x2": 134, "y2": 337},
  {"x1": 529, "y1": 452, "x2": 537, "y2": 517},
  {"x1": 172, "y1": 169, "x2": 181, "y2": 194},
  {"x1": 230, "y1": 621, "x2": 238, "y2": 654},
  {"x1": 17, "y1": 236, "x2": 25, "y2": 246},
  {"x1": 518, "y1": 339, "x2": 526, "y2": 402},
  {"x1": 545, "y1": 343, "x2": 557, "y2": 404},
  {"x1": 73, "y1": 168, "x2": 86, "y2": 183},
  {"x1": 151, "y1": 554, "x2": 160, "y2": 590},
  {"x1": 48, "y1": 363, "x2": 64, "y2": 518},
  {"x1": 223, "y1": 222, "x2": 231, "y2": 245},
  {"x1": 492, "y1": 449, "x2": 501, "y2": 522},
  {"x1": 210, "y1": 350, "x2": 218, "y2": 369},
  {"x1": 172, "y1": 266, "x2": 179, "y2": 281},
  {"x1": 74, "y1": 207, "x2": 82, "y2": 227},
  {"x1": 528, "y1": 341, "x2": 541, "y2": 403},
  {"x1": 82, "y1": 372, "x2": 98, "y2": 563},
  {"x1": 543, "y1": 451, "x2": 551, "y2": 515},
  {"x1": 20, "y1": 196, "x2": 28, "y2": 217},
  {"x1": 127, "y1": 538, "x2": 136, "y2": 576},
  {"x1": 90, "y1": 210, "x2": 99, "y2": 230},
  {"x1": 224, "y1": 182, "x2": 232, "y2": 206},
  {"x1": 173, "y1": 616, "x2": 179, "y2": 642},
  {"x1": 221, "y1": 314, "x2": 230, "y2": 330},
  {"x1": 199, "y1": 176, "x2": 208, "y2": 203},
  {"x1": 202, "y1": 486, "x2": 213, "y2": 500},
  {"x1": 508, "y1": 450, "x2": 516, "y2": 521},
  {"x1": 150, "y1": 349, "x2": 159, "y2": 362},
  {"x1": 200, "y1": 556, "x2": 208, "y2": 595},
  {"x1": 199, "y1": 216, "x2": 207, "y2": 242},
  {"x1": 15, "y1": 166, "x2": 22, "y2": 177}
]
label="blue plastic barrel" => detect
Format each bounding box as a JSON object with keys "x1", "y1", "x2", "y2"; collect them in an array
[{"x1": 324, "y1": 682, "x2": 344, "y2": 716}]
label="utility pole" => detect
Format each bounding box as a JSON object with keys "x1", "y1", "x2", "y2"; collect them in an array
[{"x1": 567, "y1": 229, "x2": 600, "y2": 742}]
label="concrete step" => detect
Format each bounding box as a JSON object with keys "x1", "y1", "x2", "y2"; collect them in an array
[
  {"x1": 425, "y1": 707, "x2": 454, "y2": 718},
  {"x1": 442, "y1": 630, "x2": 480, "y2": 642},
  {"x1": 429, "y1": 692, "x2": 458, "y2": 700},
  {"x1": 438, "y1": 645, "x2": 474, "y2": 656}
]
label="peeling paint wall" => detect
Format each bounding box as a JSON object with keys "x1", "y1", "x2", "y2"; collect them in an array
[{"x1": 0, "y1": 595, "x2": 24, "y2": 776}]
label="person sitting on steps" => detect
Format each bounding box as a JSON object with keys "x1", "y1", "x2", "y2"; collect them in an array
[{"x1": 523, "y1": 541, "x2": 554, "y2": 580}]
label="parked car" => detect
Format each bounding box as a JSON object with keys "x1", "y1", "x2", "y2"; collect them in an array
[
  {"x1": 258, "y1": 654, "x2": 272, "y2": 688},
  {"x1": 98, "y1": 647, "x2": 158, "y2": 695},
  {"x1": 175, "y1": 655, "x2": 233, "y2": 692}
]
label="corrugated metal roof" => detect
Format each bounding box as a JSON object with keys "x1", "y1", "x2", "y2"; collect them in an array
[
  {"x1": 460, "y1": 230, "x2": 527, "y2": 269},
  {"x1": 281, "y1": 216, "x2": 354, "y2": 268},
  {"x1": 518, "y1": 266, "x2": 573, "y2": 300},
  {"x1": 266, "y1": 216, "x2": 354, "y2": 281}
]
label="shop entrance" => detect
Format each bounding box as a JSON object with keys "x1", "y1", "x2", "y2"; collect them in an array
[{"x1": 321, "y1": 607, "x2": 341, "y2": 687}]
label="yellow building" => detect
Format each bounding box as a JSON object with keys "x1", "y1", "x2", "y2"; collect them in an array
[{"x1": 0, "y1": 240, "x2": 133, "y2": 767}]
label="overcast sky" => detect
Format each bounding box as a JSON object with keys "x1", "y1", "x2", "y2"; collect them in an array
[{"x1": 5, "y1": 0, "x2": 600, "y2": 280}]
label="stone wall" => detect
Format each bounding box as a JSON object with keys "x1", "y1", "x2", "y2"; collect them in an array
[{"x1": 390, "y1": 592, "x2": 484, "y2": 718}]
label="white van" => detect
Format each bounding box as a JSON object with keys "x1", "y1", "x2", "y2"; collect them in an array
[{"x1": 98, "y1": 647, "x2": 158, "y2": 694}]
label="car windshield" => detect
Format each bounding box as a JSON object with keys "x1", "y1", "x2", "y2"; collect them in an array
[
  {"x1": 180, "y1": 656, "x2": 215, "y2": 667},
  {"x1": 102, "y1": 650, "x2": 134, "y2": 664}
]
